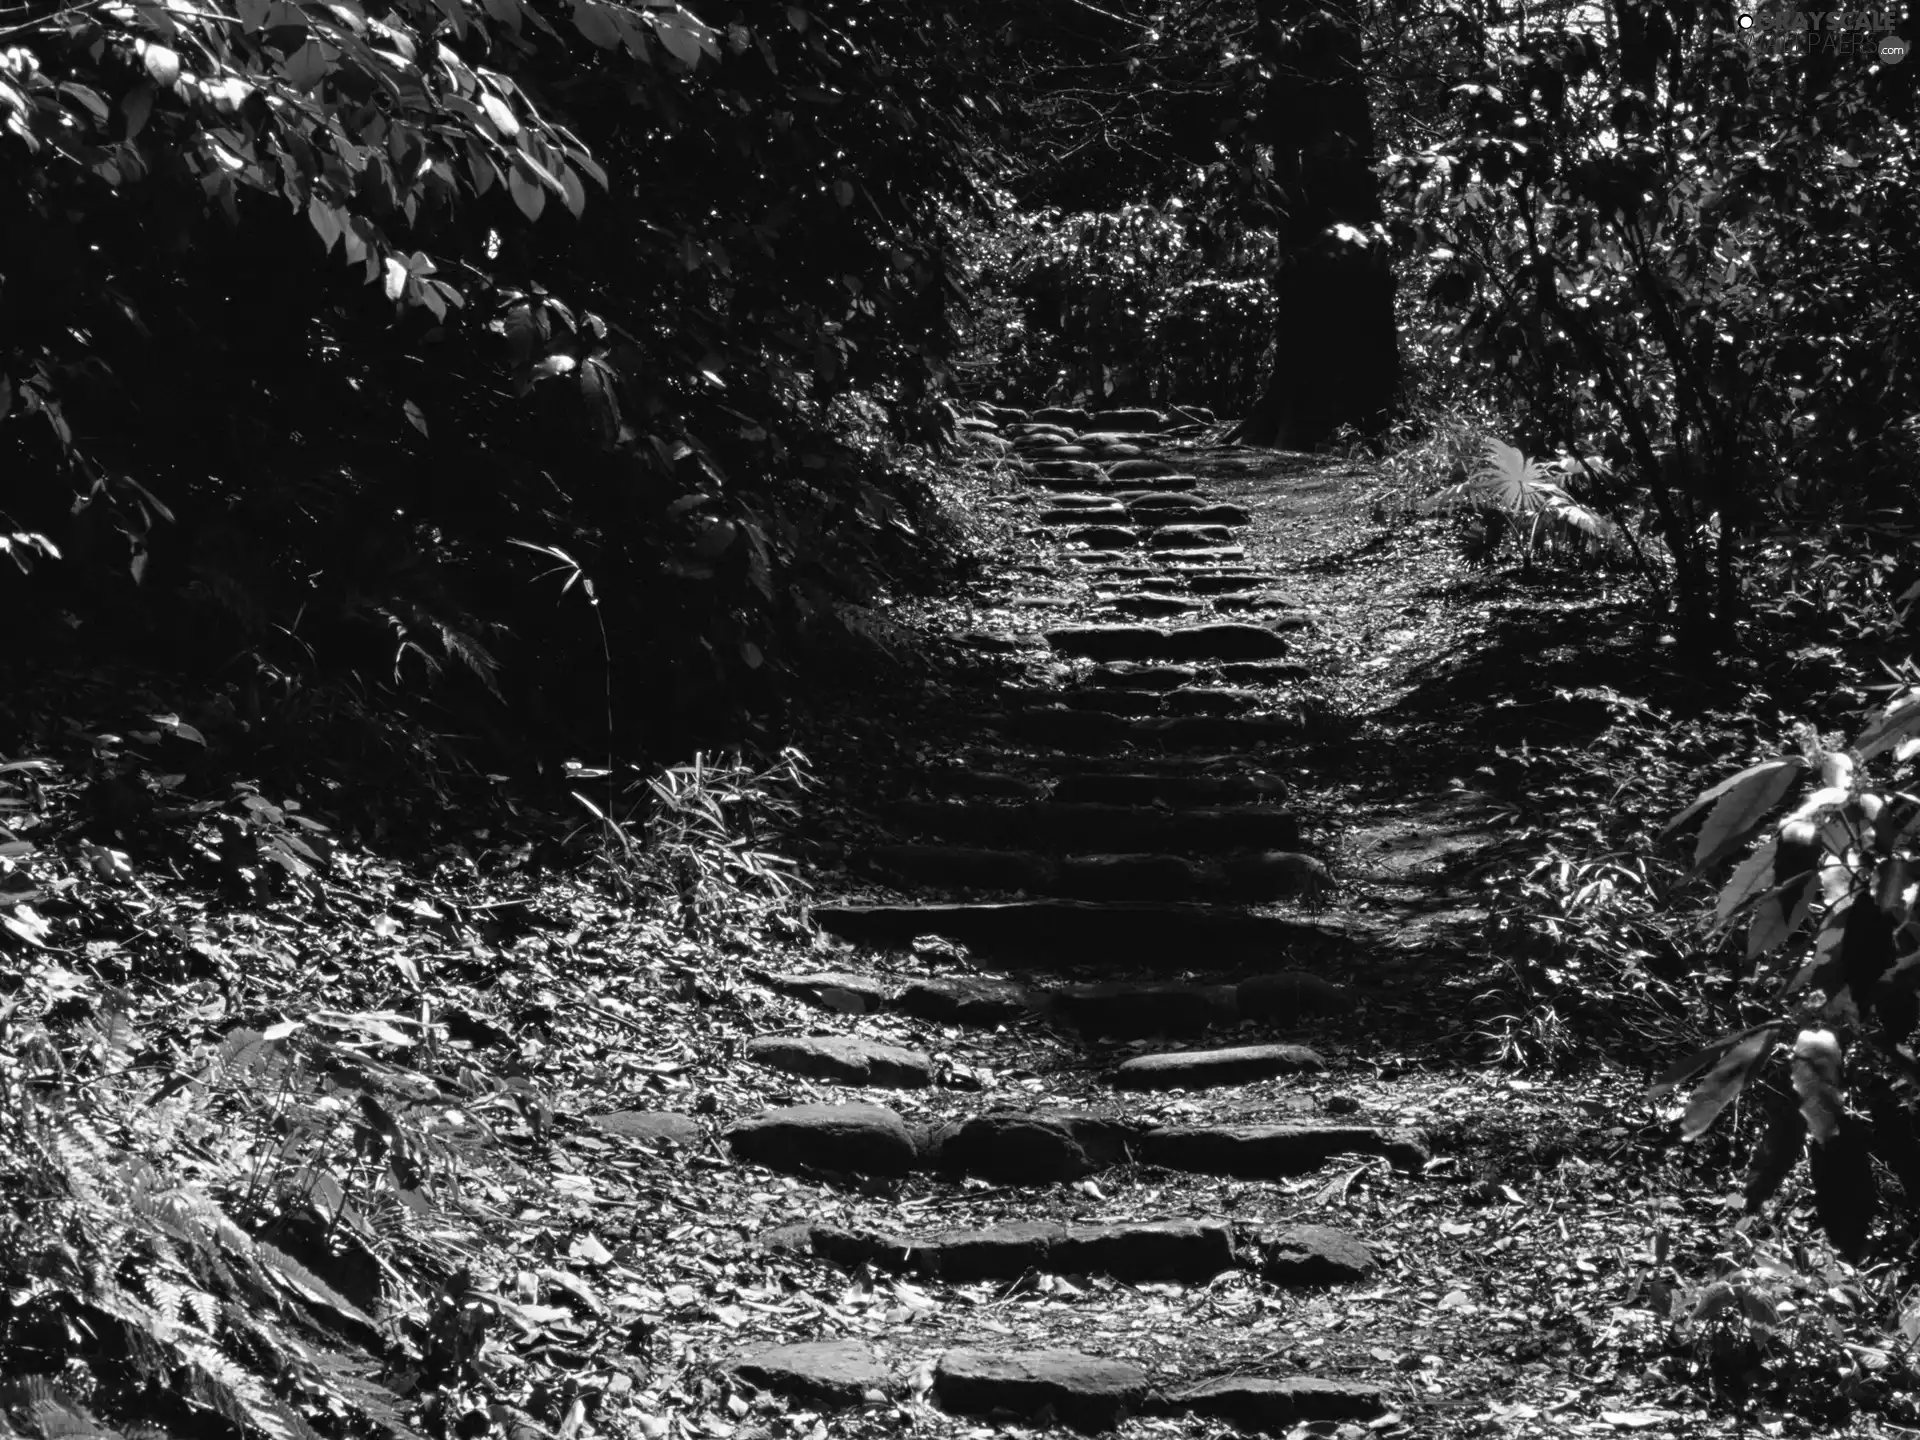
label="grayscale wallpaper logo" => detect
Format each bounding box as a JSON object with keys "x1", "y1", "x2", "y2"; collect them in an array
[{"x1": 1738, "y1": 4, "x2": 1909, "y2": 60}]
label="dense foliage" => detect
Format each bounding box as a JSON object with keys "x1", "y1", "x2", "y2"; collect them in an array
[
  {"x1": 2, "y1": 0, "x2": 982, "y2": 784},
  {"x1": 1381, "y1": 0, "x2": 1920, "y2": 635}
]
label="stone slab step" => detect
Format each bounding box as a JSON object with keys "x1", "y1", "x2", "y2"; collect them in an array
[
  {"x1": 988, "y1": 707, "x2": 1301, "y2": 751},
  {"x1": 1021, "y1": 443, "x2": 1101, "y2": 461},
  {"x1": 937, "y1": 1348, "x2": 1146, "y2": 1430},
  {"x1": 761, "y1": 967, "x2": 1349, "y2": 1036},
  {"x1": 731, "y1": 1340, "x2": 889, "y2": 1406},
  {"x1": 1151, "y1": 524, "x2": 1239, "y2": 550},
  {"x1": 1048, "y1": 623, "x2": 1293, "y2": 662},
  {"x1": 1051, "y1": 972, "x2": 1351, "y2": 1036},
  {"x1": 1031, "y1": 473, "x2": 1199, "y2": 493},
  {"x1": 1039, "y1": 506, "x2": 1130, "y2": 526},
  {"x1": 1155, "y1": 547, "x2": 1248, "y2": 565},
  {"x1": 744, "y1": 1033, "x2": 933, "y2": 1087},
  {"x1": 1181, "y1": 570, "x2": 1277, "y2": 592},
  {"x1": 1062, "y1": 524, "x2": 1143, "y2": 549},
  {"x1": 896, "y1": 975, "x2": 1036, "y2": 1024},
  {"x1": 1142, "y1": 1122, "x2": 1431, "y2": 1175},
  {"x1": 762, "y1": 970, "x2": 895, "y2": 1013},
  {"x1": 1163, "y1": 1375, "x2": 1389, "y2": 1428},
  {"x1": 773, "y1": 1217, "x2": 1241, "y2": 1283},
  {"x1": 880, "y1": 800, "x2": 1302, "y2": 852},
  {"x1": 1003, "y1": 687, "x2": 1159, "y2": 717},
  {"x1": 1101, "y1": 591, "x2": 1207, "y2": 618},
  {"x1": 1049, "y1": 770, "x2": 1289, "y2": 805},
  {"x1": 811, "y1": 900, "x2": 1348, "y2": 964},
  {"x1": 922, "y1": 767, "x2": 1050, "y2": 798},
  {"x1": 1027, "y1": 459, "x2": 1109, "y2": 480},
  {"x1": 726, "y1": 1103, "x2": 1428, "y2": 1181},
  {"x1": 1111, "y1": 1042, "x2": 1325, "y2": 1089},
  {"x1": 770, "y1": 1217, "x2": 1371, "y2": 1288},
  {"x1": 1031, "y1": 406, "x2": 1092, "y2": 427},
  {"x1": 1105, "y1": 457, "x2": 1183, "y2": 478},
  {"x1": 1087, "y1": 662, "x2": 1200, "y2": 690},
  {"x1": 1121, "y1": 490, "x2": 1208, "y2": 515},
  {"x1": 1161, "y1": 687, "x2": 1262, "y2": 716},
  {"x1": 1087, "y1": 408, "x2": 1171, "y2": 431},
  {"x1": 730, "y1": 1340, "x2": 1389, "y2": 1429},
  {"x1": 860, "y1": 844, "x2": 1328, "y2": 902}
]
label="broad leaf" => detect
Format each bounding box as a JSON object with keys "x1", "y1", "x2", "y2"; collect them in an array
[
  {"x1": 1664, "y1": 757, "x2": 1805, "y2": 841},
  {"x1": 1717, "y1": 838, "x2": 1778, "y2": 921},
  {"x1": 1681, "y1": 1027, "x2": 1776, "y2": 1140},
  {"x1": 1692, "y1": 760, "x2": 1806, "y2": 871},
  {"x1": 1855, "y1": 690, "x2": 1920, "y2": 761}
]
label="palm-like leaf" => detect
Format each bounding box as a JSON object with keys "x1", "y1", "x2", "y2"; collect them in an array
[{"x1": 1426, "y1": 437, "x2": 1625, "y2": 560}]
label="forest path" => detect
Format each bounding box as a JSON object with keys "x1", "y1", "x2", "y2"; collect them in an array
[{"x1": 636, "y1": 411, "x2": 1703, "y2": 1440}]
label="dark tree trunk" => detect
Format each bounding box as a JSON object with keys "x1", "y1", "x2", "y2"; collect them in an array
[{"x1": 1231, "y1": 0, "x2": 1399, "y2": 449}]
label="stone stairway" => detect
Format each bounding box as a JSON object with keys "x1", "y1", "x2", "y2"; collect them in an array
[{"x1": 705, "y1": 406, "x2": 1421, "y2": 1431}]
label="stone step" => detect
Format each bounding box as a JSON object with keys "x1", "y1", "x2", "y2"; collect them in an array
[
  {"x1": 989, "y1": 707, "x2": 1301, "y2": 751},
  {"x1": 744, "y1": 1033, "x2": 933, "y2": 1087},
  {"x1": 1150, "y1": 524, "x2": 1240, "y2": 550},
  {"x1": 1027, "y1": 459, "x2": 1109, "y2": 480},
  {"x1": 1088, "y1": 407, "x2": 1171, "y2": 431},
  {"x1": 921, "y1": 767, "x2": 1050, "y2": 798},
  {"x1": 1087, "y1": 662, "x2": 1199, "y2": 690},
  {"x1": 1046, "y1": 623, "x2": 1295, "y2": 662},
  {"x1": 860, "y1": 844, "x2": 1328, "y2": 902},
  {"x1": 937, "y1": 1349, "x2": 1144, "y2": 1430},
  {"x1": 1039, "y1": 506, "x2": 1130, "y2": 526},
  {"x1": 1161, "y1": 1375, "x2": 1389, "y2": 1429},
  {"x1": 1101, "y1": 591, "x2": 1207, "y2": 618},
  {"x1": 1154, "y1": 546, "x2": 1249, "y2": 565},
  {"x1": 770, "y1": 1217, "x2": 1243, "y2": 1284},
  {"x1": 1111, "y1": 1042, "x2": 1325, "y2": 1089},
  {"x1": 1030, "y1": 473, "x2": 1200, "y2": 493},
  {"x1": 810, "y1": 899, "x2": 1352, "y2": 965},
  {"x1": 1120, "y1": 490, "x2": 1208, "y2": 515},
  {"x1": 767, "y1": 1216, "x2": 1370, "y2": 1286},
  {"x1": 729, "y1": 1341, "x2": 1390, "y2": 1429},
  {"x1": 1061, "y1": 524, "x2": 1143, "y2": 549},
  {"x1": 1161, "y1": 687, "x2": 1262, "y2": 716},
  {"x1": 1002, "y1": 686, "x2": 1160, "y2": 717},
  {"x1": 1182, "y1": 570, "x2": 1279, "y2": 593},
  {"x1": 726, "y1": 1102, "x2": 1429, "y2": 1182},
  {"x1": 1105, "y1": 457, "x2": 1184, "y2": 479},
  {"x1": 880, "y1": 800, "x2": 1303, "y2": 851},
  {"x1": 762, "y1": 966, "x2": 1351, "y2": 1035},
  {"x1": 1037, "y1": 490, "x2": 1128, "y2": 509},
  {"x1": 1049, "y1": 770, "x2": 1289, "y2": 805}
]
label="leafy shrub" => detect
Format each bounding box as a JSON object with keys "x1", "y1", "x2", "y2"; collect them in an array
[
  {"x1": 1424, "y1": 437, "x2": 1632, "y2": 569},
  {"x1": 969, "y1": 201, "x2": 1277, "y2": 411},
  {"x1": 572, "y1": 748, "x2": 809, "y2": 941},
  {"x1": 1382, "y1": 0, "x2": 1920, "y2": 639},
  {"x1": 2, "y1": 0, "x2": 980, "y2": 794},
  {"x1": 1661, "y1": 681, "x2": 1920, "y2": 1258}
]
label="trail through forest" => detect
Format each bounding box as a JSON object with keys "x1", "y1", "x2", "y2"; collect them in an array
[{"x1": 667, "y1": 413, "x2": 1799, "y2": 1440}]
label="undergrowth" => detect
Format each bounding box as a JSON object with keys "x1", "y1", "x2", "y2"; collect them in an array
[{"x1": 0, "y1": 704, "x2": 817, "y2": 1440}]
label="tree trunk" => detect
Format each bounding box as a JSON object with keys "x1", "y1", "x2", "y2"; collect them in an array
[{"x1": 1230, "y1": 0, "x2": 1399, "y2": 449}]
